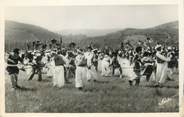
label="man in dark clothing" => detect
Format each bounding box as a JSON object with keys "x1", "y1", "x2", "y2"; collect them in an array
[
  {"x1": 6, "y1": 48, "x2": 23, "y2": 89},
  {"x1": 28, "y1": 53, "x2": 44, "y2": 81},
  {"x1": 130, "y1": 46, "x2": 143, "y2": 86},
  {"x1": 141, "y1": 51, "x2": 154, "y2": 81}
]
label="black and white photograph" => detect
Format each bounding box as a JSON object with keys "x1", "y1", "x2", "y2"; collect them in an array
[{"x1": 4, "y1": 5, "x2": 179, "y2": 113}]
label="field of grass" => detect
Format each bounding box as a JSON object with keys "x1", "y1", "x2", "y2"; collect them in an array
[{"x1": 5, "y1": 71, "x2": 179, "y2": 113}]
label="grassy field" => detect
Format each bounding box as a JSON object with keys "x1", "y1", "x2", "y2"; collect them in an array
[{"x1": 5, "y1": 71, "x2": 179, "y2": 113}]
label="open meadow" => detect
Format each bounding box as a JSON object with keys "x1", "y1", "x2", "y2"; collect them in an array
[{"x1": 5, "y1": 71, "x2": 179, "y2": 113}]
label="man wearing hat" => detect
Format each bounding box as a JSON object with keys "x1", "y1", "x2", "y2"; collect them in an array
[
  {"x1": 155, "y1": 44, "x2": 171, "y2": 87},
  {"x1": 6, "y1": 48, "x2": 23, "y2": 90}
]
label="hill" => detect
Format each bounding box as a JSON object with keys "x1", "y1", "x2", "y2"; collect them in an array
[
  {"x1": 5, "y1": 20, "x2": 178, "y2": 50},
  {"x1": 79, "y1": 21, "x2": 178, "y2": 49},
  {"x1": 57, "y1": 29, "x2": 122, "y2": 37},
  {"x1": 5, "y1": 20, "x2": 61, "y2": 50},
  {"x1": 5, "y1": 20, "x2": 89, "y2": 50}
]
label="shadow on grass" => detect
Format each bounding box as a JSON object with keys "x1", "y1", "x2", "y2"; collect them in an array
[
  {"x1": 94, "y1": 80, "x2": 110, "y2": 84},
  {"x1": 83, "y1": 88, "x2": 100, "y2": 93},
  {"x1": 17, "y1": 86, "x2": 37, "y2": 91},
  {"x1": 143, "y1": 85, "x2": 179, "y2": 89}
]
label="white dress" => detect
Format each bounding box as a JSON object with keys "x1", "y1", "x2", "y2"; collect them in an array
[
  {"x1": 47, "y1": 58, "x2": 55, "y2": 77},
  {"x1": 23, "y1": 58, "x2": 32, "y2": 76},
  {"x1": 53, "y1": 65, "x2": 65, "y2": 87},
  {"x1": 155, "y1": 52, "x2": 170, "y2": 84},
  {"x1": 85, "y1": 52, "x2": 97, "y2": 81},
  {"x1": 101, "y1": 55, "x2": 112, "y2": 77},
  {"x1": 117, "y1": 56, "x2": 137, "y2": 80},
  {"x1": 75, "y1": 54, "x2": 87, "y2": 88},
  {"x1": 97, "y1": 58, "x2": 102, "y2": 73},
  {"x1": 41, "y1": 55, "x2": 48, "y2": 74}
]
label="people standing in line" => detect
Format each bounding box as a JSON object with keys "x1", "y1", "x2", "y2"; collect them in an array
[{"x1": 5, "y1": 38, "x2": 178, "y2": 89}]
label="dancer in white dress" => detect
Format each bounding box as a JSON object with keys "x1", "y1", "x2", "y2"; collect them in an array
[
  {"x1": 155, "y1": 45, "x2": 170, "y2": 87},
  {"x1": 23, "y1": 53, "x2": 33, "y2": 78},
  {"x1": 41, "y1": 53, "x2": 48, "y2": 74},
  {"x1": 97, "y1": 52, "x2": 103, "y2": 73},
  {"x1": 46, "y1": 53, "x2": 55, "y2": 78},
  {"x1": 75, "y1": 49, "x2": 87, "y2": 90},
  {"x1": 84, "y1": 47, "x2": 98, "y2": 81},
  {"x1": 101, "y1": 54, "x2": 112, "y2": 77},
  {"x1": 117, "y1": 49, "x2": 136, "y2": 80},
  {"x1": 118, "y1": 56, "x2": 137, "y2": 79},
  {"x1": 53, "y1": 51, "x2": 66, "y2": 88}
]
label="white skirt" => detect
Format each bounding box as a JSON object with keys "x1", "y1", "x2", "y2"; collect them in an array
[
  {"x1": 24, "y1": 65, "x2": 32, "y2": 75},
  {"x1": 156, "y1": 62, "x2": 168, "y2": 84},
  {"x1": 97, "y1": 60, "x2": 102, "y2": 72},
  {"x1": 87, "y1": 65, "x2": 98, "y2": 81},
  {"x1": 101, "y1": 60, "x2": 112, "y2": 77},
  {"x1": 75, "y1": 66, "x2": 87, "y2": 88},
  {"x1": 47, "y1": 61, "x2": 55, "y2": 77},
  {"x1": 114, "y1": 68, "x2": 120, "y2": 76},
  {"x1": 53, "y1": 66, "x2": 65, "y2": 87},
  {"x1": 118, "y1": 58, "x2": 137, "y2": 80}
]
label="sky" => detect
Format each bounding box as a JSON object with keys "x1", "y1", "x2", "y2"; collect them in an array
[{"x1": 5, "y1": 5, "x2": 178, "y2": 31}]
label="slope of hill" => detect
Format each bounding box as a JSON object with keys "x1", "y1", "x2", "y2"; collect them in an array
[
  {"x1": 5, "y1": 20, "x2": 61, "y2": 50},
  {"x1": 153, "y1": 21, "x2": 178, "y2": 29},
  {"x1": 57, "y1": 29, "x2": 122, "y2": 37},
  {"x1": 5, "y1": 20, "x2": 89, "y2": 50},
  {"x1": 5, "y1": 20, "x2": 61, "y2": 41},
  {"x1": 79, "y1": 21, "x2": 178, "y2": 49}
]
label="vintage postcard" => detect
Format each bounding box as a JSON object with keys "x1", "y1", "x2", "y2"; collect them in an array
[{"x1": 0, "y1": 0, "x2": 183, "y2": 117}]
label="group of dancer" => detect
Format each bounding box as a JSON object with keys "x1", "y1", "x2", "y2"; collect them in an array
[{"x1": 5, "y1": 38, "x2": 178, "y2": 91}]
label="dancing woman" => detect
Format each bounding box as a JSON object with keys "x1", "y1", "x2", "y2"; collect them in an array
[
  {"x1": 75, "y1": 49, "x2": 87, "y2": 90},
  {"x1": 53, "y1": 51, "x2": 66, "y2": 88}
]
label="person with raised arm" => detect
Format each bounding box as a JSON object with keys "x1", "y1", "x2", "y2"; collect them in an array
[{"x1": 155, "y1": 44, "x2": 171, "y2": 87}]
